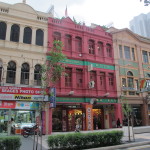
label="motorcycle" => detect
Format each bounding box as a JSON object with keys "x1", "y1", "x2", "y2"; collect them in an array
[{"x1": 22, "y1": 124, "x2": 41, "y2": 138}]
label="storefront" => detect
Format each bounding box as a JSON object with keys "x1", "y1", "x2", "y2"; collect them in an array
[
  {"x1": 51, "y1": 97, "x2": 121, "y2": 132},
  {"x1": 0, "y1": 86, "x2": 49, "y2": 135}
]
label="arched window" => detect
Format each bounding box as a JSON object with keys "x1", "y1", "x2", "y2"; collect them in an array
[
  {"x1": 88, "y1": 39, "x2": 95, "y2": 54},
  {"x1": 97, "y1": 42, "x2": 103, "y2": 56},
  {"x1": 10, "y1": 24, "x2": 20, "y2": 42},
  {"x1": 75, "y1": 36, "x2": 82, "y2": 52},
  {"x1": 106, "y1": 43, "x2": 112, "y2": 57},
  {"x1": 6, "y1": 61, "x2": 16, "y2": 84},
  {"x1": 20, "y1": 63, "x2": 30, "y2": 85},
  {"x1": 53, "y1": 32, "x2": 61, "y2": 41},
  {"x1": 36, "y1": 29, "x2": 44, "y2": 46},
  {"x1": 127, "y1": 71, "x2": 133, "y2": 88},
  {"x1": 65, "y1": 34, "x2": 72, "y2": 51},
  {"x1": 23, "y1": 27, "x2": 32, "y2": 44},
  {"x1": 0, "y1": 22, "x2": 7, "y2": 40},
  {"x1": 34, "y1": 64, "x2": 41, "y2": 86}
]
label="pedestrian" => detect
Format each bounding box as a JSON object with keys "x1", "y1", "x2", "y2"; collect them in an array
[
  {"x1": 10, "y1": 118, "x2": 16, "y2": 134},
  {"x1": 75, "y1": 118, "x2": 81, "y2": 132},
  {"x1": 117, "y1": 118, "x2": 121, "y2": 128}
]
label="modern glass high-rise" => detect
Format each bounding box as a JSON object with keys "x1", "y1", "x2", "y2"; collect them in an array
[{"x1": 130, "y1": 13, "x2": 150, "y2": 38}]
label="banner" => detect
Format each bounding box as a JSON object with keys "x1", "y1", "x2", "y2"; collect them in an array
[
  {"x1": 0, "y1": 94, "x2": 48, "y2": 101},
  {"x1": 49, "y1": 87, "x2": 56, "y2": 108},
  {"x1": 0, "y1": 86, "x2": 48, "y2": 95},
  {"x1": 0, "y1": 101, "x2": 16, "y2": 108}
]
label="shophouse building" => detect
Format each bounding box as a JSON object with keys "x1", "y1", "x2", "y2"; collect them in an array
[
  {"x1": 48, "y1": 17, "x2": 122, "y2": 132},
  {"x1": 0, "y1": 1, "x2": 52, "y2": 134},
  {"x1": 109, "y1": 27, "x2": 150, "y2": 126}
]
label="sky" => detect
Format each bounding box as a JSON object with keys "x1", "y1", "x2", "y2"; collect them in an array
[{"x1": 0, "y1": 0, "x2": 150, "y2": 29}]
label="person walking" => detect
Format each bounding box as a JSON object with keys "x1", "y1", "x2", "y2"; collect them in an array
[{"x1": 117, "y1": 118, "x2": 121, "y2": 128}]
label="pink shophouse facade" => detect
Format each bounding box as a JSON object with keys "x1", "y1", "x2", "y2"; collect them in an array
[{"x1": 46, "y1": 17, "x2": 122, "y2": 133}]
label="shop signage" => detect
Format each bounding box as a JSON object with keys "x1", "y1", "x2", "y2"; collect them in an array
[
  {"x1": 122, "y1": 87, "x2": 136, "y2": 91},
  {"x1": 0, "y1": 94, "x2": 48, "y2": 101},
  {"x1": 49, "y1": 87, "x2": 56, "y2": 108},
  {"x1": 85, "y1": 104, "x2": 93, "y2": 130},
  {"x1": 0, "y1": 86, "x2": 48, "y2": 101},
  {"x1": 0, "y1": 101, "x2": 16, "y2": 108},
  {"x1": 0, "y1": 86, "x2": 44, "y2": 95}
]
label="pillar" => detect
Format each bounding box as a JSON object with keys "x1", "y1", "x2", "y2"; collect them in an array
[{"x1": 114, "y1": 103, "x2": 123, "y2": 125}]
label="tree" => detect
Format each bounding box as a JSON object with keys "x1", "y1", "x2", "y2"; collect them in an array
[
  {"x1": 121, "y1": 96, "x2": 134, "y2": 142},
  {"x1": 34, "y1": 40, "x2": 66, "y2": 150},
  {"x1": 140, "y1": 0, "x2": 150, "y2": 6}
]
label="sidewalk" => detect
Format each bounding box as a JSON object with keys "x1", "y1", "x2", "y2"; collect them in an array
[{"x1": 21, "y1": 128, "x2": 150, "y2": 150}]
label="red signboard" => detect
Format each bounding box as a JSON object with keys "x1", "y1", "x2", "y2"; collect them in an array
[
  {"x1": 0, "y1": 101, "x2": 16, "y2": 108},
  {"x1": 0, "y1": 86, "x2": 47, "y2": 95}
]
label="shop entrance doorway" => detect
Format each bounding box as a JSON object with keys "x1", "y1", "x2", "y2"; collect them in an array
[
  {"x1": 68, "y1": 109, "x2": 82, "y2": 131},
  {"x1": 0, "y1": 109, "x2": 36, "y2": 135},
  {"x1": 93, "y1": 108, "x2": 104, "y2": 130}
]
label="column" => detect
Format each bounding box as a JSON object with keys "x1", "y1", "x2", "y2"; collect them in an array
[
  {"x1": 114, "y1": 103, "x2": 123, "y2": 125},
  {"x1": 95, "y1": 40, "x2": 98, "y2": 56},
  {"x1": 29, "y1": 67, "x2": 34, "y2": 85},
  {"x1": 19, "y1": 25, "x2": 24, "y2": 43},
  {"x1": 84, "y1": 104, "x2": 93, "y2": 130},
  {"x1": 141, "y1": 102, "x2": 149, "y2": 126},
  {"x1": 71, "y1": 35, "x2": 76, "y2": 53},
  {"x1": 32, "y1": 28, "x2": 36, "y2": 45},
  {"x1": 72, "y1": 68, "x2": 76, "y2": 89},
  {"x1": 43, "y1": 29, "x2": 47, "y2": 47},
  {"x1": 105, "y1": 72, "x2": 109, "y2": 92},
  {"x1": 6, "y1": 23, "x2": 12, "y2": 41},
  {"x1": 15, "y1": 66, "x2": 21, "y2": 84},
  {"x1": 48, "y1": 108, "x2": 52, "y2": 134},
  {"x1": 103, "y1": 42, "x2": 107, "y2": 58},
  {"x1": 2, "y1": 63, "x2": 8, "y2": 84}
]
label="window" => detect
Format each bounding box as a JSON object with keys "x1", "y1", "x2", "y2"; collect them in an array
[
  {"x1": 34, "y1": 64, "x2": 41, "y2": 86},
  {"x1": 132, "y1": 48, "x2": 135, "y2": 61},
  {"x1": 53, "y1": 32, "x2": 61, "y2": 41},
  {"x1": 127, "y1": 71, "x2": 134, "y2": 88},
  {"x1": 108, "y1": 73, "x2": 114, "y2": 87},
  {"x1": 10, "y1": 24, "x2": 20, "y2": 42},
  {"x1": 142, "y1": 50, "x2": 148, "y2": 63},
  {"x1": 97, "y1": 42, "x2": 103, "y2": 56},
  {"x1": 0, "y1": 22, "x2": 7, "y2": 40},
  {"x1": 65, "y1": 68, "x2": 72, "y2": 87},
  {"x1": 124, "y1": 46, "x2": 131, "y2": 60},
  {"x1": 119, "y1": 45, "x2": 123, "y2": 58},
  {"x1": 23, "y1": 27, "x2": 32, "y2": 44},
  {"x1": 75, "y1": 36, "x2": 82, "y2": 52},
  {"x1": 36, "y1": 29, "x2": 44, "y2": 46},
  {"x1": 76, "y1": 69, "x2": 83, "y2": 88},
  {"x1": 90, "y1": 71, "x2": 96, "y2": 88},
  {"x1": 89, "y1": 40, "x2": 95, "y2": 54},
  {"x1": 65, "y1": 34, "x2": 72, "y2": 51},
  {"x1": 122, "y1": 78, "x2": 126, "y2": 87},
  {"x1": 20, "y1": 63, "x2": 30, "y2": 85},
  {"x1": 100, "y1": 72, "x2": 105, "y2": 89},
  {"x1": 106, "y1": 44, "x2": 112, "y2": 57},
  {"x1": 6, "y1": 61, "x2": 16, "y2": 84}
]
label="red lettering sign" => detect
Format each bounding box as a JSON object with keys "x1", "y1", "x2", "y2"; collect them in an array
[
  {"x1": 0, "y1": 86, "x2": 48, "y2": 95},
  {"x1": 0, "y1": 101, "x2": 16, "y2": 108}
]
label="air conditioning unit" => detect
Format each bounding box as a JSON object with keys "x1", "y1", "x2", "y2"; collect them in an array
[
  {"x1": 69, "y1": 91, "x2": 74, "y2": 95},
  {"x1": 88, "y1": 64, "x2": 93, "y2": 72},
  {"x1": 89, "y1": 81, "x2": 95, "y2": 88}
]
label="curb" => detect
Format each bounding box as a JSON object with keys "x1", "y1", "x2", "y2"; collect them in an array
[{"x1": 85, "y1": 141, "x2": 150, "y2": 150}]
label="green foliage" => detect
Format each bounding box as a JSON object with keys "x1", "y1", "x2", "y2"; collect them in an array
[
  {"x1": 0, "y1": 136, "x2": 21, "y2": 150},
  {"x1": 47, "y1": 131, "x2": 123, "y2": 150},
  {"x1": 41, "y1": 40, "x2": 66, "y2": 88}
]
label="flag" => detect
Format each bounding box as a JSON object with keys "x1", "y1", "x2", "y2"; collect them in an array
[
  {"x1": 139, "y1": 78, "x2": 146, "y2": 89},
  {"x1": 65, "y1": 6, "x2": 68, "y2": 17}
]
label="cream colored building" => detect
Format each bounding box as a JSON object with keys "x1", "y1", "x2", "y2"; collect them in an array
[
  {"x1": 109, "y1": 27, "x2": 150, "y2": 126},
  {"x1": 0, "y1": 1, "x2": 52, "y2": 134}
]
